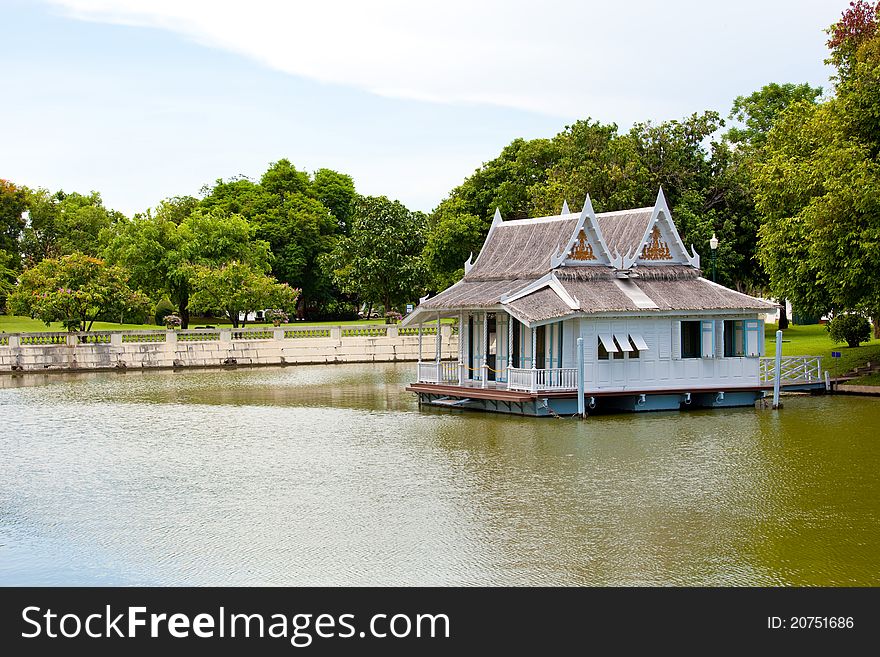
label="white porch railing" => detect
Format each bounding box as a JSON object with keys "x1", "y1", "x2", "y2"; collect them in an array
[
  {"x1": 507, "y1": 367, "x2": 579, "y2": 392},
  {"x1": 417, "y1": 360, "x2": 459, "y2": 384},
  {"x1": 759, "y1": 356, "x2": 823, "y2": 384}
]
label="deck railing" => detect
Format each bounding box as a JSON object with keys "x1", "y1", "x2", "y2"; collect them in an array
[
  {"x1": 417, "y1": 360, "x2": 459, "y2": 384},
  {"x1": 759, "y1": 355, "x2": 823, "y2": 383},
  {"x1": 507, "y1": 367, "x2": 579, "y2": 392}
]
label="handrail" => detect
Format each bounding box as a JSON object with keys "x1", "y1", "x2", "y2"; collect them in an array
[
  {"x1": 759, "y1": 355, "x2": 823, "y2": 383},
  {"x1": 508, "y1": 367, "x2": 579, "y2": 392}
]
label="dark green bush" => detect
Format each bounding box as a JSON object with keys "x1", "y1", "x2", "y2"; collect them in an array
[
  {"x1": 827, "y1": 313, "x2": 871, "y2": 348},
  {"x1": 153, "y1": 297, "x2": 176, "y2": 326}
]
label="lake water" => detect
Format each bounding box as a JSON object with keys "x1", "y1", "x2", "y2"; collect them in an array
[{"x1": 1, "y1": 363, "x2": 878, "y2": 586}]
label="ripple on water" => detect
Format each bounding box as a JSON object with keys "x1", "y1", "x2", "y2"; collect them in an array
[{"x1": 1, "y1": 365, "x2": 879, "y2": 585}]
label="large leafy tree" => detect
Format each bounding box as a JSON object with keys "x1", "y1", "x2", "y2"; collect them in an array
[
  {"x1": 200, "y1": 160, "x2": 354, "y2": 318},
  {"x1": 322, "y1": 195, "x2": 426, "y2": 312},
  {"x1": 0, "y1": 179, "x2": 27, "y2": 270},
  {"x1": 20, "y1": 190, "x2": 122, "y2": 264},
  {"x1": 188, "y1": 261, "x2": 300, "y2": 327},
  {"x1": 104, "y1": 203, "x2": 271, "y2": 327},
  {"x1": 7, "y1": 253, "x2": 149, "y2": 331},
  {"x1": 754, "y1": 1, "x2": 880, "y2": 333},
  {"x1": 312, "y1": 168, "x2": 356, "y2": 233}
]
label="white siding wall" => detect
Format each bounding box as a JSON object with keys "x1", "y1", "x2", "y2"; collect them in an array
[{"x1": 568, "y1": 315, "x2": 763, "y2": 392}]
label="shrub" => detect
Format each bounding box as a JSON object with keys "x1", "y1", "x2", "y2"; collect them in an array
[
  {"x1": 827, "y1": 313, "x2": 871, "y2": 348},
  {"x1": 265, "y1": 308, "x2": 288, "y2": 326},
  {"x1": 154, "y1": 297, "x2": 176, "y2": 325},
  {"x1": 384, "y1": 310, "x2": 403, "y2": 324},
  {"x1": 163, "y1": 314, "x2": 182, "y2": 329}
]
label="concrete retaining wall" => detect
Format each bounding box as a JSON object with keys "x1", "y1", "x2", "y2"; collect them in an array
[{"x1": 0, "y1": 325, "x2": 458, "y2": 373}]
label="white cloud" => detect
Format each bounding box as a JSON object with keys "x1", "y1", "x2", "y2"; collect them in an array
[{"x1": 47, "y1": 0, "x2": 836, "y2": 122}]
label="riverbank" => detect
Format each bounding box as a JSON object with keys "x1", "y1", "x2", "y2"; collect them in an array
[
  {"x1": 0, "y1": 325, "x2": 457, "y2": 373},
  {"x1": 765, "y1": 322, "x2": 880, "y2": 384}
]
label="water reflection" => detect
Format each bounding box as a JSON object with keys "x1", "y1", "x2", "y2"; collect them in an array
[{"x1": 1, "y1": 364, "x2": 878, "y2": 585}]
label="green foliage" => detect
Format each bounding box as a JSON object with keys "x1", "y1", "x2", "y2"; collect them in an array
[
  {"x1": 0, "y1": 179, "x2": 27, "y2": 269},
  {"x1": 259, "y1": 159, "x2": 311, "y2": 201},
  {"x1": 7, "y1": 253, "x2": 149, "y2": 332},
  {"x1": 312, "y1": 168, "x2": 356, "y2": 232},
  {"x1": 727, "y1": 83, "x2": 824, "y2": 146},
  {"x1": 104, "y1": 203, "x2": 271, "y2": 327},
  {"x1": 153, "y1": 297, "x2": 176, "y2": 325},
  {"x1": 188, "y1": 261, "x2": 300, "y2": 327},
  {"x1": 754, "y1": 20, "x2": 880, "y2": 320},
  {"x1": 21, "y1": 189, "x2": 122, "y2": 264},
  {"x1": 199, "y1": 162, "x2": 353, "y2": 317},
  {"x1": 322, "y1": 195, "x2": 426, "y2": 311},
  {"x1": 827, "y1": 313, "x2": 872, "y2": 347},
  {"x1": 422, "y1": 212, "x2": 486, "y2": 290}
]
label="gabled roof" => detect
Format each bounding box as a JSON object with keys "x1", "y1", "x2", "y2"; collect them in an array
[
  {"x1": 404, "y1": 190, "x2": 774, "y2": 327},
  {"x1": 595, "y1": 207, "x2": 653, "y2": 258},
  {"x1": 463, "y1": 214, "x2": 579, "y2": 281}
]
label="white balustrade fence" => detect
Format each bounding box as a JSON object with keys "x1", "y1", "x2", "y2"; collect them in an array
[
  {"x1": 507, "y1": 367, "x2": 579, "y2": 392},
  {"x1": 759, "y1": 356, "x2": 823, "y2": 383},
  {"x1": 417, "y1": 360, "x2": 459, "y2": 384}
]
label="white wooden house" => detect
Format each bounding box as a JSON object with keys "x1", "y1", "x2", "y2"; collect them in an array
[{"x1": 404, "y1": 189, "x2": 780, "y2": 415}]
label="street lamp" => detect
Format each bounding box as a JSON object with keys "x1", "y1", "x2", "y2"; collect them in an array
[{"x1": 709, "y1": 233, "x2": 719, "y2": 282}]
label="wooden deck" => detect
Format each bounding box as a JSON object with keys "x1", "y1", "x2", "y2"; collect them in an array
[{"x1": 407, "y1": 381, "x2": 777, "y2": 401}]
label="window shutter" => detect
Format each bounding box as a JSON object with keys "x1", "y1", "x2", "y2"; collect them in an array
[
  {"x1": 744, "y1": 320, "x2": 760, "y2": 357},
  {"x1": 701, "y1": 320, "x2": 715, "y2": 358},
  {"x1": 671, "y1": 321, "x2": 681, "y2": 359},
  {"x1": 715, "y1": 320, "x2": 725, "y2": 358}
]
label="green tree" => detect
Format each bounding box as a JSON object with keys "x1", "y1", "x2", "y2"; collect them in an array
[
  {"x1": 754, "y1": 4, "x2": 880, "y2": 332},
  {"x1": 200, "y1": 164, "x2": 343, "y2": 318},
  {"x1": 259, "y1": 158, "x2": 310, "y2": 201},
  {"x1": 727, "y1": 83, "x2": 824, "y2": 147},
  {"x1": 422, "y1": 212, "x2": 486, "y2": 290},
  {"x1": 21, "y1": 189, "x2": 122, "y2": 264},
  {"x1": 312, "y1": 168, "x2": 356, "y2": 232},
  {"x1": 7, "y1": 253, "x2": 149, "y2": 331},
  {"x1": 188, "y1": 261, "x2": 300, "y2": 327},
  {"x1": 104, "y1": 204, "x2": 271, "y2": 327},
  {"x1": 322, "y1": 196, "x2": 426, "y2": 312},
  {"x1": 0, "y1": 179, "x2": 27, "y2": 269}
]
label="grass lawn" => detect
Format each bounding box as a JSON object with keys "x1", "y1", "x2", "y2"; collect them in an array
[{"x1": 764, "y1": 322, "x2": 880, "y2": 378}]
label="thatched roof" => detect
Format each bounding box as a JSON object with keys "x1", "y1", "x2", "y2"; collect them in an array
[
  {"x1": 418, "y1": 278, "x2": 531, "y2": 310},
  {"x1": 595, "y1": 207, "x2": 653, "y2": 257},
  {"x1": 465, "y1": 215, "x2": 579, "y2": 281},
  {"x1": 502, "y1": 276, "x2": 776, "y2": 323},
  {"x1": 404, "y1": 196, "x2": 774, "y2": 327},
  {"x1": 506, "y1": 286, "x2": 576, "y2": 323}
]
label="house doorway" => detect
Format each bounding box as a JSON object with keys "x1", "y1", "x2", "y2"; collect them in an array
[{"x1": 535, "y1": 325, "x2": 546, "y2": 369}]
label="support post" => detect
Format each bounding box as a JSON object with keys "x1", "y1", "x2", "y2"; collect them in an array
[
  {"x1": 577, "y1": 337, "x2": 585, "y2": 418},
  {"x1": 824, "y1": 370, "x2": 831, "y2": 392},
  {"x1": 417, "y1": 325, "x2": 422, "y2": 363},
  {"x1": 772, "y1": 329, "x2": 783, "y2": 409},
  {"x1": 458, "y1": 311, "x2": 464, "y2": 386},
  {"x1": 507, "y1": 313, "x2": 514, "y2": 381},
  {"x1": 481, "y1": 310, "x2": 488, "y2": 388},
  {"x1": 435, "y1": 313, "x2": 441, "y2": 364},
  {"x1": 531, "y1": 325, "x2": 537, "y2": 370}
]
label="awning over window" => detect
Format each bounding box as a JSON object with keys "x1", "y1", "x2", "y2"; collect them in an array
[
  {"x1": 598, "y1": 333, "x2": 618, "y2": 352},
  {"x1": 614, "y1": 333, "x2": 633, "y2": 351},
  {"x1": 630, "y1": 333, "x2": 649, "y2": 351}
]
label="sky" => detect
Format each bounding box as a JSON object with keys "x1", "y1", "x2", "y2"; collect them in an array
[{"x1": 1, "y1": 0, "x2": 840, "y2": 217}]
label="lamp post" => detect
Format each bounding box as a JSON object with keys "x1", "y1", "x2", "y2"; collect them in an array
[{"x1": 709, "y1": 232, "x2": 718, "y2": 282}]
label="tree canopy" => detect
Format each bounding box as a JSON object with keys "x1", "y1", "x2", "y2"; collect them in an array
[{"x1": 7, "y1": 253, "x2": 149, "y2": 331}]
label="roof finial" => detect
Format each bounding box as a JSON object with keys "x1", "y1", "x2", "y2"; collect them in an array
[
  {"x1": 582, "y1": 193, "x2": 595, "y2": 215},
  {"x1": 493, "y1": 207, "x2": 502, "y2": 223},
  {"x1": 561, "y1": 200, "x2": 570, "y2": 215}
]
